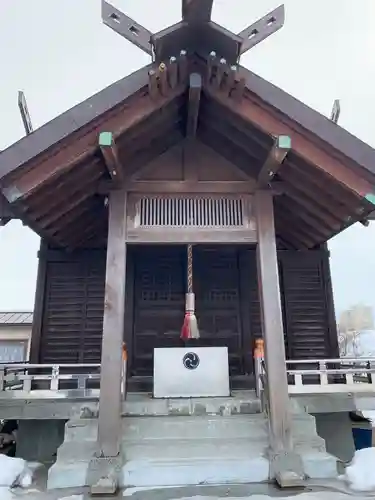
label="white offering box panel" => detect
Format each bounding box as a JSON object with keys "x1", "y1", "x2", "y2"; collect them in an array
[{"x1": 153, "y1": 346, "x2": 230, "y2": 398}]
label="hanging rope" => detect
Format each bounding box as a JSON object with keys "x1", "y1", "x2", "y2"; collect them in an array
[
  {"x1": 187, "y1": 244, "x2": 193, "y2": 294},
  {"x1": 181, "y1": 244, "x2": 200, "y2": 340}
]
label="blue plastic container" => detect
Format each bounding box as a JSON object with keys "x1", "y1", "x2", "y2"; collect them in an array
[{"x1": 352, "y1": 427, "x2": 372, "y2": 450}]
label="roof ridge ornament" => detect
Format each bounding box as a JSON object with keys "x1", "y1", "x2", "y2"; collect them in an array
[
  {"x1": 330, "y1": 99, "x2": 341, "y2": 124},
  {"x1": 18, "y1": 91, "x2": 34, "y2": 136},
  {"x1": 101, "y1": 0, "x2": 285, "y2": 65}
]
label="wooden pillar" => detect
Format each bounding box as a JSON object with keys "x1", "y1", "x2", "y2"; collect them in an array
[
  {"x1": 96, "y1": 189, "x2": 127, "y2": 457},
  {"x1": 254, "y1": 190, "x2": 292, "y2": 452}
]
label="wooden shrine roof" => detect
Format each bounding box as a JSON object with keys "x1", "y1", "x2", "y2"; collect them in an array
[{"x1": 1, "y1": 55, "x2": 375, "y2": 250}]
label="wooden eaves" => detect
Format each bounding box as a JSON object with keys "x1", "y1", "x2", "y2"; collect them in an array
[{"x1": 1, "y1": 54, "x2": 375, "y2": 249}]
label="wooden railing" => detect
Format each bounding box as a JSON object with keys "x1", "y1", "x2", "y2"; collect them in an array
[
  {"x1": 2, "y1": 356, "x2": 375, "y2": 400},
  {"x1": 254, "y1": 355, "x2": 375, "y2": 397},
  {"x1": 0, "y1": 363, "x2": 102, "y2": 398},
  {"x1": 286, "y1": 358, "x2": 375, "y2": 394}
]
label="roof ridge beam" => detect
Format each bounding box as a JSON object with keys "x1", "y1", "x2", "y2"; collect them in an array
[{"x1": 182, "y1": 0, "x2": 214, "y2": 23}]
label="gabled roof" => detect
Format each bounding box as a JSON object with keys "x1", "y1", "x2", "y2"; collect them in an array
[
  {"x1": 0, "y1": 312, "x2": 33, "y2": 326},
  {"x1": 0, "y1": 55, "x2": 375, "y2": 250}
]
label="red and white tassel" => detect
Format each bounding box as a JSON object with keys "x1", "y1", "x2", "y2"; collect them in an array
[
  {"x1": 181, "y1": 294, "x2": 200, "y2": 340},
  {"x1": 181, "y1": 245, "x2": 200, "y2": 340}
]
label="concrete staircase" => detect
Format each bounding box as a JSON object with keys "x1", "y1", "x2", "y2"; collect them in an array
[{"x1": 47, "y1": 391, "x2": 338, "y2": 490}]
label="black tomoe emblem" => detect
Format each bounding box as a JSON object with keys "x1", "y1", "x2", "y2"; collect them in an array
[{"x1": 183, "y1": 352, "x2": 200, "y2": 370}]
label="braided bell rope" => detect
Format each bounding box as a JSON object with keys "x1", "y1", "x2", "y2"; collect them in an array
[{"x1": 187, "y1": 244, "x2": 193, "y2": 295}]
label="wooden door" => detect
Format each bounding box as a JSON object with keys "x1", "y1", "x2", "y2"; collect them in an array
[
  {"x1": 194, "y1": 246, "x2": 244, "y2": 375},
  {"x1": 132, "y1": 246, "x2": 185, "y2": 376},
  {"x1": 132, "y1": 245, "x2": 249, "y2": 377}
]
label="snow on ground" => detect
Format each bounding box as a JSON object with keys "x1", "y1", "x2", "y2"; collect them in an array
[
  {"x1": 57, "y1": 496, "x2": 83, "y2": 500},
  {"x1": 0, "y1": 456, "x2": 43, "y2": 499},
  {"x1": 0, "y1": 486, "x2": 17, "y2": 500},
  {"x1": 361, "y1": 410, "x2": 375, "y2": 424},
  {"x1": 0, "y1": 455, "x2": 35, "y2": 488},
  {"x1": 343, "y1": 447, "x2": 375, "y2": 492}
]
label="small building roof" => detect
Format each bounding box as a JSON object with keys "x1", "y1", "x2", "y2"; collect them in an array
[{"x1": 0, "y1": 312, "x2": 33, "y2": 326}]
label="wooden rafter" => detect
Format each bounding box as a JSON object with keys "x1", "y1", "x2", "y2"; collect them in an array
[
  {"x1": 99, "y1": 132, "x2": 123, "y2": 185},
  {"x1": 186, "y1": 73, "x2": 202, "y2": 137},
  {"x1": 1, "y1": 81, "x2": 187, "y2": 204},
  {"x1": 101, "y1": 0, "x2": 153, "y2": 56},
  {"x1": 205, "y1": 87, "x2": 375, "y2": 199},
  {"x1": 37, "y1": 181, "x2": 100, "y2": 230},
  {"x1": 257, "y1": 135, "x2": 290, "y2": 188},
  {"x1": 238, "y1": 5, "x2": 285, "y2": 55}
]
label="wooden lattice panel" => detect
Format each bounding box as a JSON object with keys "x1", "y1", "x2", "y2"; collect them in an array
[
  {"x1": 126, "y1": 194, "x2": 256, "y2": 243},
  {"x1": 138, "y1": 196, "x2": 245, "y2": 228}
]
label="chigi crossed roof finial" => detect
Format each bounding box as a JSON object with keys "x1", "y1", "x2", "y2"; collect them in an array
[{"x1": 102, "y1": 0, "x2": 285, "y2": 65}]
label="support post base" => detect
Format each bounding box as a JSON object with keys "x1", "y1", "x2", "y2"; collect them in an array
[
  {"x1": 268, "y1": 449, "x2": 305, "y2": 488},
  {"x1": 87, "y1": 455, "x2": 122, "y2": 496}
]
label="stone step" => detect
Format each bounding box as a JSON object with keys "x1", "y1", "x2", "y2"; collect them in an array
[
  {"x1": 57, "y1": 437, "x2": 267, "y2": 463},
  {"x1": 48, "y1": 409, "x2": 338, "y2": 490},
  {"x1": 123, "y1": 438, "x2": 267, "y2": 461},
  {"x1": 65, "y1": 414, "x2": 268, "y2": 442},
  {"x1": 64, "y1": 413, "x2": 318, "y2": 444},
  {"x1": 122, "y1": 391, "x2": 261, "y2": 417},
  {"x1": 121, "y1": 451, "x2": 338, "y2": 487},
  {"x1": 123, "y1": 415, "x2": 268, "y2": 442},
  {"x1": 48, "y1": 448, "x2": 338, "y2": 490},
  {"x1": 48, "y1": 453, "x2": 271, "y2": 490},
  {"x1": 76, "y1": 391, "x2": 261, "y2": 419},
  {"x1": 121, "y1": 455, "x2": 271, "y2": 487},
  {"x1": 57, "y1": 431, "x2": 326, "y2": 464}
]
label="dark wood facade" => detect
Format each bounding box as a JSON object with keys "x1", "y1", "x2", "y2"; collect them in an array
[
  {"x1": 3, "y1": 3, "x2": 375, "y2": 485},
  {"x1": 30, "y1": 242, "x2": 338, "y2": 387}
]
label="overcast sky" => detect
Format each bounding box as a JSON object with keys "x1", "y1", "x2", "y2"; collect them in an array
[{"x1": 1, "y1": 0, "x2": 375, "y2": 316}]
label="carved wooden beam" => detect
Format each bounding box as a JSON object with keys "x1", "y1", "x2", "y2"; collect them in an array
[
  {"x1": 99, "y1": 132, "x2": 124, "y2": 185},
  {"x1": 2, "y1": 78, "x2": 187, "y2": 204},
  {"x1": 257, "y1": 136, "x2": 291, "y2": 188},
  {"x1": 182, "y1": 0, "x2": 213, "y2": 23},
  {"x1": 205, "y1": 87, "x2": 375, "y2": 199},
  {"x1": 18, "y1": 91, "x2": 33, "y2": 136},
  {"x1": 98, "y1": 180, "x2": 257, "y2": 194},
  {"x1": 238, "y1": 5, "x2": 285, "y2": 55},
  {"x1": 102, "y1": 0, "x2": 153, "y2": 55},
  {"x1": 186, "y1": 73, "x2": 202, "y2": 137}
]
